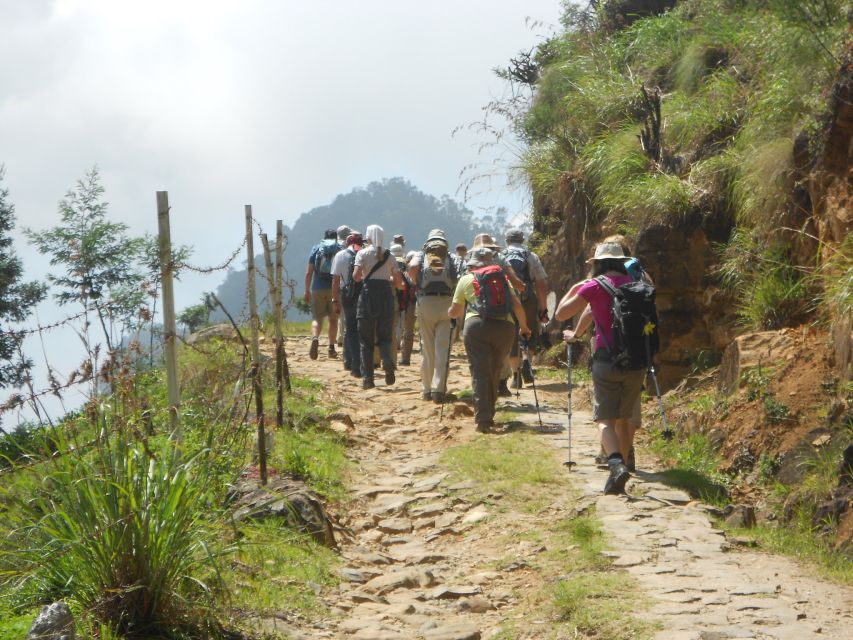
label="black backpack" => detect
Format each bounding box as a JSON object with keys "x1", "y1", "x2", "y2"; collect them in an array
[
  {"x1": 594, "y1": 276, "x2": 659, "y2": 370},
  {"x1": 340, "y1": 249, "x2": 361, "y2": 306},
  {"x1": 504, "y1": 247, "x2": 533, "y2": 301},
  {"x1": 471, "y1": 265, "x2": 512, "y2": 319}
]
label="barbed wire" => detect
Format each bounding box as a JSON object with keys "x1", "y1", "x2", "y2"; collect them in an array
[
  {"x1": 176, "y1": 236, "x2": 247, "y2": 274},
  {"x1": 0, "y1": 309, "x2": 89, "y2": 338}
]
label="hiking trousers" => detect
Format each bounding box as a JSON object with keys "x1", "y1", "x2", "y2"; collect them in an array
[
  {"x1": 342, "y1": 301, "x2": 360, "y2": 374},
  {"x1": 357, "y1": 280, "x2": 395, "y2": 383},
  {"x1": 399, "y1": 303, "x2": 417, "y2": 363},
  {"x1": 463, "y1": 316, "x2": 515, "y2": 426},
  {"x1": 417, "y1": 295, "x2": 453, "y2": 394}
]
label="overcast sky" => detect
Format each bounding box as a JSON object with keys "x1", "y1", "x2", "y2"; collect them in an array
[{"x1": 1, "y1": 0, "x2": 563, "y2": 422}]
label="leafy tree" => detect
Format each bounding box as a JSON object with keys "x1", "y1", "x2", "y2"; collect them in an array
[
  {"x1": 177, "y1": 302, "x2": 210, "y2": 335},
  {"x1": 0, "y1": 166, "x2": 46, "y2": 393},
  {"x1": 26, "y1": 167, "x2": 145, "y2": 353}
]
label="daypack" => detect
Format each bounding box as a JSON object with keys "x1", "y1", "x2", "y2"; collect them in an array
[
  {"x1": 504, "y1": 247, "x2": 533, "y2": 301},
  {"x1": 395, "y1": 257, "x2": 415, "y2": 311},
  {"x1": 624, "y1": 257, "x2": 646, "y2": 282},
  {"x1": 470, "y1": 265, "x2": 512, "y2": 319},
  {"x1": 313, "y1": 238, "x2": 340, "y2": 279},
  {"x1": 417, "y1": 241, "x2": 457, "y2": 296},
  {"x1": 594, "y1": 276, "x2": 659, "y2": 370},
  {"x1": 340, "y1": 249, "x2": 361, "y2": 306}
]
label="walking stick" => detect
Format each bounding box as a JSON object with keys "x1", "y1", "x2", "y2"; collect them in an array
[
  {"x1": 564, "y1": 341, "x2": 576, "y2": 469},
  {"x1": 521, "y1": 337, "x2": 543, "y2": 429},
  {"x1": 439, "y1": 319, "x2": 456, "y2": 422}
]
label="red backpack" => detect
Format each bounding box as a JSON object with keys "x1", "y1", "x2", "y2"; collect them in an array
[{"x1": 470, "y1": 265, "x2": 511, "y2": 319}]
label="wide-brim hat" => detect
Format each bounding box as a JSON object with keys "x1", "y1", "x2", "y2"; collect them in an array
[
  {"x1": 587, "y1": 241, "x2": 627, "y2": 262},
  {"x1": 467, "y1": 247, "x2": 494, "y2": 268},
  {"x1": 472, "y1": 233, "x2": 499, "y2": 251},
  {"x1": 426, "y1": 228, "x2": 447, "y2": 243}
]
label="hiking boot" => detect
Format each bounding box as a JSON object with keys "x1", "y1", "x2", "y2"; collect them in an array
[
  {"x1": 421, "y1": 391, "x2": 432, "y2": 401},
  {"x1": 627, "y1": 447, "x2": 636, "y2": 472},
  {"x1": 309, "y1": 338, "x2": 319, "y2": 360},
  {"x1": 498, "y1": 379, "x2": 512, "y2": 397},
  {"x1": 399, "y1": 359, "x2": 410, "y2": 366},
  {"x1": 433, "y1": 391, "x2": 455, "y2": 404},
  {"x1": 604, "y1": 460, "x2": 630, "y2": 495},
  {"x1": 362, "y1": 379, "x2": 375, "y2": 390},
  {"x1": 475, "y1": 422, "x2": 491, "y2": 433},
  {"x1": 328, "y1": 346, "x2": 338, "y2": 358},
  {"x1": 350, "y1": 369, "x2": 362, "y2": 378},
  {"x1": 521, "y1": 359, "x2": 534, "y2": 384},
  {"x1": 511, "y1": 372, "x2": 523, "y2": 390},
  {"x1": 385, "y1": 369, "x2": 395, "y2": 386}
]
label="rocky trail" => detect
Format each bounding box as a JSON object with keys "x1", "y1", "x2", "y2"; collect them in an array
[{"x1": 263, "y1": 335, "x2": 853, "y2": 640}]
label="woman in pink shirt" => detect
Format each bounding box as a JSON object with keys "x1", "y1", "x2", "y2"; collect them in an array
[{"x1": 554, "y1": 241, "x2": 645, "y2": 495}]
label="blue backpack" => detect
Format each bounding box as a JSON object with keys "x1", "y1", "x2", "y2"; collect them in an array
[{"x1": 313, "y1": 239, "x2": 340, "y2": 277}]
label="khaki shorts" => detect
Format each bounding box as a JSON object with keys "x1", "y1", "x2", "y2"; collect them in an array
[
  {"x1": 310, "y1": 289, "x2": 336, "y2": 321},
  {"x1": 591, "y1": 355, "x2": 645, "y2": 422}
]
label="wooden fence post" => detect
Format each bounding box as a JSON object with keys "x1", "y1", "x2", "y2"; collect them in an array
[
  {"x1": 245, "y1": 205, "x2": 267, "y2": 485},
  {"x1": 260, "y1": 233, "x2": 284, "y2": 428},
  {"x1": 276, "y1": 220, "x2": 292, "y2": 394},
  {"x1": 156, "y1": 191, "x2": 181, "y2": 443}
]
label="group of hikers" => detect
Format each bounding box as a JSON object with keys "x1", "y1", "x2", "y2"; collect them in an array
[{"x1": 305, "y1": 226, "x2": 659, "y2": 496}]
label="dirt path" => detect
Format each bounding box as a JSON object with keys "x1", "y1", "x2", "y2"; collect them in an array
[{"x1": 268, "y1": 336, "x2": 853, "y2": 640}]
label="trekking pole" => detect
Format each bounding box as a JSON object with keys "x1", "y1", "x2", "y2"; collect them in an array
[
  {"x1": 647, "y1": 362, "x2": 672, "y2": 437},
  {"x1": 521, "y1": 337, "x2": 543, "y2": 429},
  {"x1": 439, "y1": 319, "x2": 456, "y2": 422},
  {"x1": 564, "y1": 340, "x2": 576, "y2": 469}
]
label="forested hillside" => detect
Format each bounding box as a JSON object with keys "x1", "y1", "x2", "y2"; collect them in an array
[{"x1": 211, "y1": 177, "x2": 508, "y2": 320}]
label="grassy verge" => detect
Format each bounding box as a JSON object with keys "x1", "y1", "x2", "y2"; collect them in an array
[
  {"x1": 646, "y1": 431, "x2": 731, "y2": 506},
  {"x1": 440, "y1": 431, "x2": 653, "y2": 638}
]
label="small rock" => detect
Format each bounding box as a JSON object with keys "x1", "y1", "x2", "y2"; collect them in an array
[
  {"x1": 461, "y1": 508, "x2": 489, "y2": 525},
  {"x1": 27, "y1": 603, "x2": 75, "y2": 640},
  {"x1": 377, "y1": 517, "x2": 413, "y2": 534},
  {"x1": 724, "y1": 504, "x2": 757, "y2": 529},
  {"x1": 456, "y1": 595, "x2": 494, "y2": 613},
  {"x1": 361, "y1": 569, "x2": 421, "y2": 595},
  {"x1": 428, "y1": 585, "x2": 482, "y2": 600}
]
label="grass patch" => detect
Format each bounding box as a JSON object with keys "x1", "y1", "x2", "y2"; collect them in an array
[
  {"x1": 270, "y1": 426, "x2": 350, "y2": 503},
  {"x1": 647, "y1": 431, "x2": 731, "y2": 505},
  {"x1": 225, "y1": 522, "x2": 338, "y2": 623},
  {"x1": 441, "y1": 432, "x2": 563, "y2": 505},
  {"x1": 0, "y1": 606, "x2": 38, "y2": 640}
]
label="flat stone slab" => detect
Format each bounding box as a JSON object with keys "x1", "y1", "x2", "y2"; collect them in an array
[
  {"x1": 377, "y1": 517, "x2": 413, "y2": 534},
  {"x1": 427, "y1": 585, "x2": 482, "y2": 600},
  {"x1": 369, "y1": 494, "x2": 418, "y2": 516},
  {"x1": 461, "y1": 508, "x2": 489, "y2": 525},
  {"x1": 411, "y1": 473, "x2": 448, "y2": 492},
  {"x1": 422, "y1": 622, "x2": 482, "y2": 640},
  {"x1": 361, "y1": 569, "x2": 421, "y2": 595}
]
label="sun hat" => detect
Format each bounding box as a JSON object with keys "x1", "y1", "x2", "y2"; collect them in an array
[
  {"x1": 390, "y1": 243, "x2": 404, "y2": 258},
  {"x1": 505, "y1": 228, "x2": 524, "y2": 243},
  {"x1": 392, "y1": 234, "x2": 405, "y2": 246},
  {"x1": 405, "y1": 250, "x2": 417, "y2": 263},
  {"x1": 426, "y1": 228, "x2": 447, "y2": 243},
  {"x1": 466, "y1": 247, "x2": 494, "y2": 268},
  {"x1": 455, "y1": 243, "x2": 468, "y2": 252},
  {"x1": 336, "y1": 225, "x2": 351, "y2": 242},
  {"x1": 471, "y1": 233, "x2": 500, "y2": 250},
  {"x1": 586, "y1": 241, "x2": 627, "y2": 262}
]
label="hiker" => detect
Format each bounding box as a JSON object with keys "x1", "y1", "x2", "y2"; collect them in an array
[
  {"x1": 353, "y1": 225, "x2": 404, "y2": 390},
  {"x1": 502, "y1": 228, "x2": 548, "y2": 390},
  {"x1": 304, "y1": 229, "x2": 341, "y2": 360},
  {"x1": 391, "y1": 244, "x2": 417, "y2": 366},
  {"x1": 331, "y1": 230, "x2": 363, "y2": 378},
  {"x1": 334, "y1": 225, "x2": 351, "y2": 348},
  {"x1": 571, "y1": 234, "x2": 653, "y2": 471},
  {"x1": 555, "y1": 241, "x2": 648, "y2": 495},
  {"x1": 408, "y1": 229, "x2": 458, "y2": 403},
  {"x1": 448, "y1": 247, "x2": 531, "y2": 433},
  {"x1": 393, "y1": 233, "x2": 405, "y2": 248},
  {"x1": 453, "y1": 243, "x2": 468, "y2": 275}
]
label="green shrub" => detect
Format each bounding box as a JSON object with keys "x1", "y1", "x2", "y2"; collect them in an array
[{"x1": 0, "y1": 431, "x2": 231, "y2": 637}]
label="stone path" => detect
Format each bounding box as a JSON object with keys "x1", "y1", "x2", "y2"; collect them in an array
[{"x1": 261, "y1": 336, "x2": 853, "y2": 639}]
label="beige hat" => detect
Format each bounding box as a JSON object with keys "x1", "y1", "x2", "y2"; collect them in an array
[
  {"x1": 587, "y1": 241, "x2": 627, "y2": 263},
  {"x1": 472, "y1": 233, "x2": 500, "y2": 251},
  {"x1": 426, "y1": 228, "x2": 446, "y2": 242},
  {"x1": 467, "y1": 247, "x2": 494, "y2": 268}
]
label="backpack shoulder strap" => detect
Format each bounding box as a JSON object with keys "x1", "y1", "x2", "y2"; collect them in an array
[
  {"x1": 365, "y1": 249, "x2": 390, "y2": 280},
  {"x1": 595, "y1": 275, "x2": 619, "y2": 298}
]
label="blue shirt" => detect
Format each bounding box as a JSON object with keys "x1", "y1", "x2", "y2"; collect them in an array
[{"x1": 308, "y1": 243, "x2": 335, "y2": 290}]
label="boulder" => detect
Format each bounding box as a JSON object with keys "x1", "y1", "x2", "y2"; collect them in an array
[
  {"x1": 185, "y1": 323, "x2": 239, "y2": 345},
  {"x1": 27, "y1": 602, "x2": 75, "y2": 640},
  {"x1": 228, "y1": 477, "x2": 335, "y2": 547},
  {"x1": 717, "y1": 330, "x2": 796, "y2": 395}
]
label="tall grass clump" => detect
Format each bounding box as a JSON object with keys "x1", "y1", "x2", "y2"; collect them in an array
[{"x1": 0, "y1": 428, "x2": 231, "y2": 638}]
